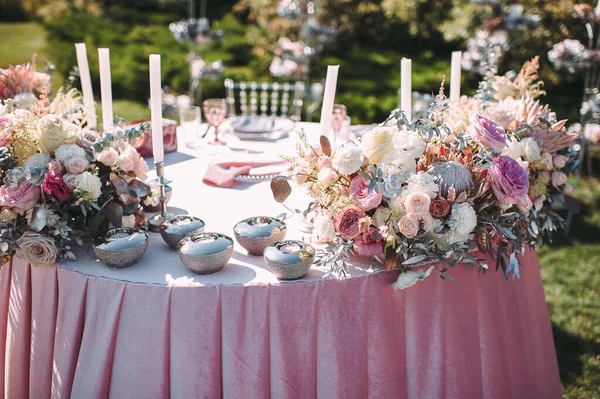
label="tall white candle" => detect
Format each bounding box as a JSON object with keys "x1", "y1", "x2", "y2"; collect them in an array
[
  {"x1": 450, "y1": 51, "x2": 462, "y2": 103},
  {"x1": 319, "y1": 65, "x2": 339, "y2": 142},
  {"x1": 401, "y1": 58, "x2": 412, "y2": 121},
  {"x1": 596, "y1": 0, "x2": 600, "y2": 15},
  {"x1": 149, "y1": 54, "x2": 164, "y2": 164},
  {"x1": 74, "y1": 43, "x2": 97, "y2": 129},
  {"x1": 98, "y1": 48, "x2": 113, "y2": 129}
]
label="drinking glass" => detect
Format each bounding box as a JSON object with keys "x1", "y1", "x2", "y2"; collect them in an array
[
  {"x1": 179, "y1": 105, "x2": 201, "y2": 149},
  {"x1": 202, "y1": 98, "x2": 228, "y2": 145},
  {"x1": 332, "y1": 104, "x2": 348, "y2": 143}
]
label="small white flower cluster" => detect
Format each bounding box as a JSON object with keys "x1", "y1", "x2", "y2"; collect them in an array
[{"x1": 444, "y1": 203, "x2": 477, "y2": 244}]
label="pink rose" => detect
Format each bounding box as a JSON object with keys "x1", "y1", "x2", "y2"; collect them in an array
[
  {"x1": 65, "y1": 157, "x2": 88, "y2": 174},
  {"x1": 42, "y1": 170, "x2": 72, "y2": 201},
  {"x1": 430, "y1": 200, "x2": 451, "y2": 218},
  {"x1": 334, "y1": 205, "x2": 365, "y2": 240},
  {"x1": 488, "y1": 155, "x2": 529, "y2": 206},
  {"x1": 553, "y1": 155, "x2": 567, "y2": 169},
  {"x1": 354, "y1": 228, "x2": 383, "y2": 257},
  {"x1": 404, "y1": 192, "x2": 431, "y2": 216},
  {"x1": 551, "y1": 171, "x2": 567, "y2": 188},
  {"x1": 63, "y1": 173, "x2": 80, "y2": 189},
  {"x1": 317, "y1": 156, "x2": 332, "y2": 169},
  {"x1": 349, "y1": 176, "x2": 383, "y2": 211},
  {"x1": 467, "y1": 114, "x2": 506, "y2": 153},
  {"x1": 0, "y1": 181, "x2": 39, "y2": 214},
  {"x1": 317, "y1": 167, "x2": 338, "y2": 188},
  {"x1": 542, "y1": 152, "x2": 553, "y2": 170},
  {"x1": 95, "y1": 148, "x2": 119, "y2": 167},
  {"x1": 134, "y1": 158, "x2": 149, "y2": 180},
  {"x1": 118, "y1": 151, "x2": 137, "y2": 172},
  {"x1": 398, "y1": 214, "x2": 419, "y2": 238}
]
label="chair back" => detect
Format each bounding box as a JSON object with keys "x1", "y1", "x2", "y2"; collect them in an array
[{"x1": 224, "y1": 79, "x2": 305, "y2": 121}]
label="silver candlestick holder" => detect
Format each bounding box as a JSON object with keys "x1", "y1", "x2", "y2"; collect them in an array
[{"x1": 148, "y1": 161, "x2": 174, "y2": 232}]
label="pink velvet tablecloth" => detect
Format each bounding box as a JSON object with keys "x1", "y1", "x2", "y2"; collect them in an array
[{"x1": 0, "y1": 251, "x2": 561, "y2": 398}]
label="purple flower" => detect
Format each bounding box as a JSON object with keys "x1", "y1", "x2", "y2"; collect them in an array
[
  {"x1": 468, "y1": 114, "x2": 506, "y2": 153},
  {"x1": 488, "y1": 155, "x2": 529, "y2": 207}
]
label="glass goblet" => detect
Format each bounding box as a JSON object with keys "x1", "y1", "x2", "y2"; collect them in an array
[
  {"x1": 202, "y1": 98, "x2": 228, "y2": 145},
  {"x1": 332, "y1": 104, "x2": 348, "y2": 143}
]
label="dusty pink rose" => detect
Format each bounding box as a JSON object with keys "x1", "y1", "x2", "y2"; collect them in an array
[
  {"x1": 398, "y1": 214, "x2": 419, "y2": 238},
  {"x1": 551, "y1": 171, "x2": 567, "y2": 187},
  {"x1": 349, "y1": 176, "x2": 383, "y2": 211},
  {"x1": 419, "y1": 213, "x2": 435, "y2": 232},
  {"x1": 42, "y1": 170, "x2": 72, "y2": 201},
  {"x1": 134, "y1": 158, "x2": 149, "y2": 180},
  {"x1": 317, "y1": 167, "x2": 338, "y2": 188},
  {"x1": 553, "y1": 155, "x2": 567, "y2": 169},
  {"x1": 354, "y1": 228, "x2": 383, "y2": 257},
  {"x1": 95, "y1": 148, "x2": 119, "y2": 167},
  {"x1": 65, "y1": 157, "x2": 88, "y2": 174},
  {"x1": 488, "y1": 155, "x2": 529, "y2": 206},
  {"x1": 63, "y1": 173, "x2": 80, "y2": 189},
  {"x1": 317, "y1": 156, "x2": 332, "y2": 169},
  {"x1": 430, "y1": 200, "x2": 451, "y2": 218},
  {"x1": 404, "y1": 192, "x2": 431, "y2": 216},
  {"x1": 334, "y1": 205, "x2": 365, "y2": 240},
  {"x1": 467, "y1": 114, "x2": 506, "y2": 153},
  {"x1": 0, "y1": 181, "x2": 39, "y2": 214},
  {"x1": 542, "y1": 152, "x2": 553, "y2": 170},
  {"x1": 16, "y1": 232, "x2": 57, "y2": 266},
  {"x1": 118, "y1": 150, "x2": 137, "y2": 172}
]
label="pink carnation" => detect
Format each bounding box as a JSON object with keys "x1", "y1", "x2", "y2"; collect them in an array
[
  {"x1": 334, "y1": 205, "x2": 365, "y2": 240},
  {"x1": 349, "y1": 176, "x2": 383, "y2": 211},
  {"x1": 0, "y1": 181, "x2": 39, "y2": 214},
  {"x1": 468, "y1": 114, "x2": 506, "y2": 153},
  {"x1": 354, "y1": 228, "x2": 383, "y2": 257},
  {"x1": 488, "y1": 155, "x2": 529, "y2": 207}
]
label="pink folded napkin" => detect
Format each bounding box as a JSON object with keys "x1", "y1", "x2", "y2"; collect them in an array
[{"x1": 202, "y1": 160, "x2": 288, "y2": 188}]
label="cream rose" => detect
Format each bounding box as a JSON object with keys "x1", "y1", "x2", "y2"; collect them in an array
[
  {"x1": 95, "y1": 148, "x2": 119, "y2": 167},
  {"x1": 16, "y1": 232, "x2": 57, "y2": 266},
  {"x1": 134, "y1": 158, "x2": 149, "y2": 180},
  {"x1": 65, "y1": 157, "x2": 88, "y2": 174},
  {"x1": 404, "y1": 192, "x2": 431, "y2": 216},
  {"x1": 76, "y1": 172, "x2": 102, "y2": 201},
  {"x1": 118, "y1": 148, "x2": 138, "y2": 172},
  {"x1": 398, "y1": 214, "x2": 419, "y2": 238},
  {"x1": 37, "y1": 114, "x2": 79, "y2": 155},
  {"x1": 361, "y1": 126, "x2": 395, "y2": 164}
]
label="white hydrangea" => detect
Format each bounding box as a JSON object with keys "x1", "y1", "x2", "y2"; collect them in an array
[
  {"x1": 390, "y1": 128, "x2": 426, "y2": 161},
  {"x1": 403, "y1": 171, "x2": 439, "y2": 198},
  {"x1": 445, "y1": 203, "x2": 477, "y2": 244},
  {"x1": 332, "y1": 141, "x2": 362, "y2": 175},
  {"x1": 76, "y1": 172, "x2": 102, "y2": 201},
  {"x1": 13, "y1": 93, "x2": 37, "y2": 108},
  {"x1": 55, "y1": 144, "x2": 86, "y2": 164},
  {"x1": 24, "y1": 153, "x2": 51, "y2": 169}
]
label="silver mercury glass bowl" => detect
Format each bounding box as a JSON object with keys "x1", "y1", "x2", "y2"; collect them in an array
[
  {"x1": 263, "y1": 240, "x2": 315, "y2": 280},
  {"x1": 177, "y1": 232, "x2": 233, "y2": 274},
  {"x1": 93, "y1": 227, "x2": 149, "y2": 268},
  {"x1": 160, "y1": 215, "x2": 205, "y2": 249},
  {"x1": 234, "y1": 216, "x2": 287, "y2": 256}
]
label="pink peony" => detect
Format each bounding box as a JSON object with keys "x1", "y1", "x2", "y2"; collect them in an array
[
  {"x1": 349, "y1": 176, "x2": 383, "y2": 211},
  {"x1": 354, "y1": 228, "x2": 383, "y2": 257},
  {"x1": 398, "y1": 214, "x2": 419, "y2": 238},
  {"x1": 404, "y1": 192, "x2": 431, "y2": 216},
  {"x1": 430, "y1": 200, "x2": 451, "y2": 218},
  {"x1": 0, "y1": 181, "x2": 39, "y2": 214},
  {"x1": 487, "y1": 155, "x2": 529, "y2": 207},
  {"x1": 551, "y1": 171, "x2": 567, "y2": 188},
  {"x1": 468, "y1": 114, "x2": 506, "y2": 153},
  {"x1": 334, "y1": 205, "x2": 365, "y2": 240},
  {"x1": 553, "y1": 155, "x2": 567, "y2": 169},
  {"x1": 42, "y1": 170, "x2": 72, "y2": 201},
  {"x1": 65, "y1": 157, "x2": 87, "y2": 174}
]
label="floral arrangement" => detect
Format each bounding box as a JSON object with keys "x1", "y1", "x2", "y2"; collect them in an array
[
  {"x1": 0, "y1": 86, "x2": 150, "y2": 266},
  {"x1": 0, "y1": 59, "x2": 52, "y2": 108},
  {"x1": 272, "y1": 57, "x2": 580, "y2": 289}
]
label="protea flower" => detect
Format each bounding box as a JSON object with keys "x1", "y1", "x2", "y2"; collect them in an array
[
  {"x1": 427, "y1": 161, "x2": 474, "y2": 198},
  {"x1": 522, "y1": 120, "x2": 579, "y2": 153},
  {"x1": 0, "y1": 64, "x2": 34, "y2": 100}
]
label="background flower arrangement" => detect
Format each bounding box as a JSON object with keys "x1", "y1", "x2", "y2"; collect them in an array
[
  {"x1": 0, "y1": 64, "x2": 150, "y2": 266},
  {"x1": 272, "y1": 58, "x2": 580, "y2": 289}
]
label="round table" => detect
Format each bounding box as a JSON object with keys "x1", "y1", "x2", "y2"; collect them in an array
[{"x1": 0, "y1": 122, "x2": 561, "y2": 398}]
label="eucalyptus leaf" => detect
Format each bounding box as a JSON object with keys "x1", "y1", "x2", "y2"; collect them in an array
[
  {"x1": 320, "y1": 135, "x2": 332, "y2": 157},
  {"x1": 105, "y1": 202, "x2": 123, "y2": 228},
  {"x1": 402, "y1": 254, "x2": 427, "y2": 265},
  {"x1": 270, "y1": 176, "x2": 292, "y2": 203}
]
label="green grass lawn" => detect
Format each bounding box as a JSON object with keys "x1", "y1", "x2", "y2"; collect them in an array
[{"x1": 1, "y1": 20, "x2": 599, "y2": 398}]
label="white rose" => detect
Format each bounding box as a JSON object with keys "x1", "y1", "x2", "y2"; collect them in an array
[
  {"x1": 314, "y1": 213, "x2": 336, "y2": 242},
  {"x1": 76, "y1": 171, "x2": 102, "y2": 201},
  {"x1": 332, "y1": 142, "x2": 362, "y2": 175},
  {"x1": 95, "y1": 147, "x2": 119, "y2": 167},
  {"x1": 24, "y1": 153, "x2": 51, "y2": 169},
  {"x1": 503, "y1": 139, "x2": 523, "y2": 160},
  {"x1": 361, "y1": 126, "x2": 396, "y2": 163},
  {"x1": 391, "y1": 129, "x2": 426, "y2": 161},
  {"x1": 37, "y1": 114, "x2": 79, "y2": 155},
  {"x1": 521, "y1": 137, "x2": 540, "y2": 162}
]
